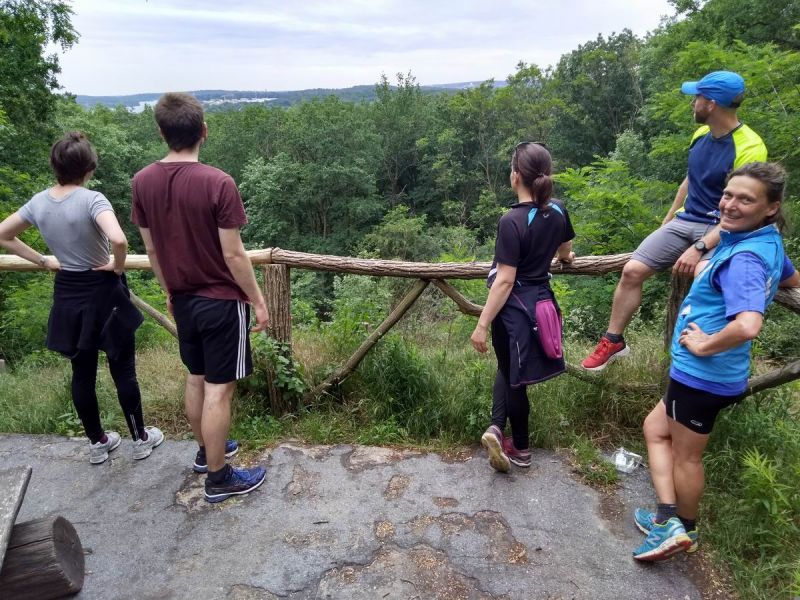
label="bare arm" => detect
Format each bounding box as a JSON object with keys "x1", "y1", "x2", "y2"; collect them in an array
[
  {"x1": 673, "y1": 224, "x2": 721, "y2": 276},
  {"x1": 218, "y1": 227, "x2": 269, "y2": 332},
  {"x1": 678, "y1": 311, "x2": 763, "y2": 357},
  {"x1": 780, "y1": 270, "x2": 800, "y2": 288},
  {"x1": 0, "y1": 212, "x2": 60, "y2": 270},
  {"x1": 662, "y1": 177, "x2": 689, "y2": 225},
  {"x1": 470, "y1": 262, "x2": 516, "y2": 354},
  {"x1": 556, "y1": 240, "x2": 575, "y2": 263},
  {"x1": 93, "y1": 210, "x2": 127, "y2": 274}
]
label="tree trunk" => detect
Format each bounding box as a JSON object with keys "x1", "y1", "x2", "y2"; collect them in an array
[
  {"x1": 0, "y1": 516, "x2": 84, "y2": 600},
  {"x1": 664, "y1": 272, "x2": 693, "y2": 350},
  {"x1": 263, "y1": 265, "x2": 293, "y2": 415}
]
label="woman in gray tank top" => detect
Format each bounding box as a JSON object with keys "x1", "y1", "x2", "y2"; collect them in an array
[{"x1": 0, "y1": 132, "x2": 164, "y2": 464}]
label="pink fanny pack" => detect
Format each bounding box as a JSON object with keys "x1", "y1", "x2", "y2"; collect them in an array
[{"x1": 535, "y1": 298, "x2": 563, "y2": 359}]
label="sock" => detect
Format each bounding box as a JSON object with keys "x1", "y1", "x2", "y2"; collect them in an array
[
  {"x1": 91, "y1": 433, "x2": 108, "y2": 445},
  {"x1": 197, "y1": 445, "x2": 206, "y2": 458},
  {"x1": 655, "y1": 503, "x2": 677, "y2": 524},
  {"x1": 138, "y1": 429, "x2": 148, "y2": 442},
  {"x1": 678, "y1": 515, "x2": 696, "y2": 531},
  {"x1": 604, "y1": 332, "x2": 624, "y2": 344},
  {"x1": 208, "y1": 464, "x2": 231, "y2": 484}
]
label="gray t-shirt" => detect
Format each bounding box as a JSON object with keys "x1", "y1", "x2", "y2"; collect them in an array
[{"x1": 18, "y1": 187, "x2": 114, "y2": 271}]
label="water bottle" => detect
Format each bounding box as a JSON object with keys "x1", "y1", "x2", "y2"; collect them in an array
[{"x1": 611, "y1": 447, "x2": 642, "y2": 473}]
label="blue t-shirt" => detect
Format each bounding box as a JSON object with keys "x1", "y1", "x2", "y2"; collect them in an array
[
  {"x1": 671, "y1": 252, "x2": 795, "y2": 394},
  {"x1": 677, "y1": 124, "x2": 767, "y2": 224}
]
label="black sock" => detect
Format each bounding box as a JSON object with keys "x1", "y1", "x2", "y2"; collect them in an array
[
  {"x1": 136, "y1": 428, "x2": 147, "y2": 442},
  {"x1": 90, "y1": 432, "x2": 107, "y2": 445},
  {"x1": 677, "y1": 515, "x2": 696, "y2": 531},
  {"x1": 604, "y1": 332, "x2": 624, "y2": 344},
  {"x1": 197, "y1": 445, "x2": 206, "y2": 457},
  {"x1": 208, "y1": 464, "x2": 231, "y2": 484},
  {"x1": 655, "y1": 503, "x2": 677, "y2": 524}
]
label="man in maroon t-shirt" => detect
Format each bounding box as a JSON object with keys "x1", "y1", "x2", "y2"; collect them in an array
[{"x1": 131, "y1": 92, "x2": 269, "y2": 503}]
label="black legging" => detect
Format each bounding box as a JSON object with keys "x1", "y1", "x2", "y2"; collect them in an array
[
  {"x1": 490, "y1": 316, "x2": 530, "y2": 450},
  {"x1": 70, "y1": 336, "x2": 145, "y2": 443}
]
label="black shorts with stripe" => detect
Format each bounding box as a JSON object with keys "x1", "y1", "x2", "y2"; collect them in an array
[
  {"x1": 172, "y1": 295, "x2": 252, "y2": 384},
  {"x1": 662, "y1": 377, "x2": 742, "y2": 435}
]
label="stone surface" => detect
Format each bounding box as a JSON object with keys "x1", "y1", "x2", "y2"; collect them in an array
[{"x1": 0, "y1": 435, "x2": 708, "y2": 599}]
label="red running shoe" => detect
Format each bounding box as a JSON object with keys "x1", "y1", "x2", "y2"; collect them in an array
[
  {"x1": 581, "y1": 337, "x2": 630, "y2": 371},
  {"x1": 502, "y1": 437, "x2": 532, "y2": 468}
]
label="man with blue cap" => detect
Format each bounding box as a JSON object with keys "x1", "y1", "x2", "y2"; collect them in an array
[{"x1": 581, "y1": 70, "x2": 768, "y2": 372}]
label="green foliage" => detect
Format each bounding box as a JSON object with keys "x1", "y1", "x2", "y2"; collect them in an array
[
  {"x1": 0, "y1": 272, "x2": 53, "y2": 361},
  {"x1": 555, "y1": 159, "x2": 671, "y2": 255},
  {"x1": 0, "y1": 0, "x2": 77, "y2": 172},
  {"x1": 703, "y1": 389, "x2": 800, "y2": 598},
  {"x1": 238, "y1": 335, "x2": 306, "y2": 409},
  {"x1": 361, "y1": 205, "x2": 439, "y2": 261}
]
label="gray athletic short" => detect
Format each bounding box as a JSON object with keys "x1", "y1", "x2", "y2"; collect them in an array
[{"x1": 631, "y1": 218, "x2": 715, "y2": 271}]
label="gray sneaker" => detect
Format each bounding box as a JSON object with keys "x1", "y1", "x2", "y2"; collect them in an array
[
  {"x1": 132, "y1": 426, "x2": 165, "y2": 460},
  {"x1": 89, "y1": 431, "x2": 122, "y2": 465}
]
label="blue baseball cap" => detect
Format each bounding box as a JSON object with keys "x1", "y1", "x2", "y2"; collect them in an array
[{"x1": 681, "y1": 71, "x2": 745, "y2": 107}]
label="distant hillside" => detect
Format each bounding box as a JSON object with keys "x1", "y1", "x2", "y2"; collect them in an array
[{"x1": 74, "y1": 81, "x2": 502, "y2": 112}]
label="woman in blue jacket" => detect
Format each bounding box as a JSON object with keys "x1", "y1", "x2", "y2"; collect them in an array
[
  {"x1": 633, "y1": 162, "x2": 794, "y2": 561},
  {"x1": 471, "y1": 142, "x2": 575, "y2": 472}
]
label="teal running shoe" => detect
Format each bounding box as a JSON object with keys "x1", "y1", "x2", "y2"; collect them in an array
[
  {"x1": 632, "y1": 516, "x2": 692, "y2": 561},
  {"x1": 634, "y1": 508, "x2": 699, "y2": 553}
]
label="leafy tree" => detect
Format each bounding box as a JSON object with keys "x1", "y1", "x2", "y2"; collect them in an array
[{"x1": 0, "y1": 0, "x2": 77, "y2": 172}]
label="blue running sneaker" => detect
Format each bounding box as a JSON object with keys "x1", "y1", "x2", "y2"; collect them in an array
[
  {"x1": 632, "y1": 516, "x2": 692, "y2": 561},
  {"x1": 204, "y1": 465, "x2": 266, "y2": 503},
  {"x1": 193, "y1": 440, "x2": 240, "y2": 473},
  {"x1": 634, "y1": 508, "x2": 699, "y2": 553}
]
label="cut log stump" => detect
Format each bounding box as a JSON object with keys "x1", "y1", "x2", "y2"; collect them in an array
[{"x1": 0, "y1": 516, "x2": 84, "y2": 600}]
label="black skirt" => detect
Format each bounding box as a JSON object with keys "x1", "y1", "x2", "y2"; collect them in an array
[{"x1": 47, "y1": 271, "x2": 143, "y2": 360}]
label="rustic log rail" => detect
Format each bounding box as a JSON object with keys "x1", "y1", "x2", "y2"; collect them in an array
[{"x1": 1, "y1": 249, "x2": 799, "y2": 406}]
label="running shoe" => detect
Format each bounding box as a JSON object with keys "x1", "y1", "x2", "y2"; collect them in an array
[
  {"x1": 204, "y1": 465, "x2": 267, "y2": 503},
  {"x1": 132, "y1": 426, "x2": 165, "y2": 460},
  {"x1": 502, "y1": 437, "x2": 532, "y2": 468},
  {"x1": 581, "y1": 337, "x2": 630, "y2": 371},
  {"x1": 481, "y1": 425, "x2": 510, "y2": 473},
  {"x1": 632, "y1": 516, "x2": 692, "y2": 561},
  {"x1": 89, "y1": 431, "x2": 121, "y2": 465},
  {"x1": 634, "y1": 508, "x2": 699, "y2": 553}
]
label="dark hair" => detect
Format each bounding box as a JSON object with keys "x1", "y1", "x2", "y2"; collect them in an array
[
  {"x1": 511, "y1": 142, "x2": 553, "y2": 206},
  {"x1": 726, "y1": 161, "x2": 788, "y2": 231},
  {"x1": 154, "y1": 92, "x2": 204, "y2": 151},
  {"x1": 50, "y1": 131, "x2": 97, "y2": 185}
]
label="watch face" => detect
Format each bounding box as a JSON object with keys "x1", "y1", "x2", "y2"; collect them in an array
[{"x1": 694, "y1": 241, "x2": 705, "y2": 251}]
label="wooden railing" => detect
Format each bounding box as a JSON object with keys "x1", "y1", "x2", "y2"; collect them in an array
[{"x1": 2, "y1": 249, "x2": 799, "y2": 412}]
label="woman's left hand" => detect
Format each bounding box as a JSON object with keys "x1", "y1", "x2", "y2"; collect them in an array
[
  {"x1": 471, "y1": 324, "x2": 489, "y2": 354},
  {"x1": 678, "y1": 322, "x2": 709, "y2": 356}
]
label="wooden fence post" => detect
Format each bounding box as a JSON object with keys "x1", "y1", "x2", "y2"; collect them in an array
[
  {"x1": 664, "y1": 272, "x2": 693, "y2": 350},
  {"x1": 263, "y1": 265, "x2": 293, "y2": 415}
]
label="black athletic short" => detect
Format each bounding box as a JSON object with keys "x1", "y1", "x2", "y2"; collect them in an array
[
  {"x1": 172, "y1": 294, "x2": 252, "y2": 384},
  {"x1": 662, "y1": 377, "x2": 742, "y2": 435}
]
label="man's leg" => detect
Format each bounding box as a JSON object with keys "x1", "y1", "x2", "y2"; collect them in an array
[
  {"x1": 607, "y1": 259, "x2": 656, "y2": 335},
  {"x1": 184, "y1": 373, "x2": 205, "y2": 447},
  {"x1": 200, "y1": 381, "x2": 235, "y2": 472}
]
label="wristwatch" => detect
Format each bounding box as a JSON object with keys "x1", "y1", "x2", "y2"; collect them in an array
[
  {"x1": 38, "y1": 256, "x2": 47, "y2": 266},
  {"x1": 693, "y1": 240, "x2": 707, "y2": 252}
]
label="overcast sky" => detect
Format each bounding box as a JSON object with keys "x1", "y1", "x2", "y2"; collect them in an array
[{"x1": 57, "y1": 0, "x2": 676, "y2": 96}]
